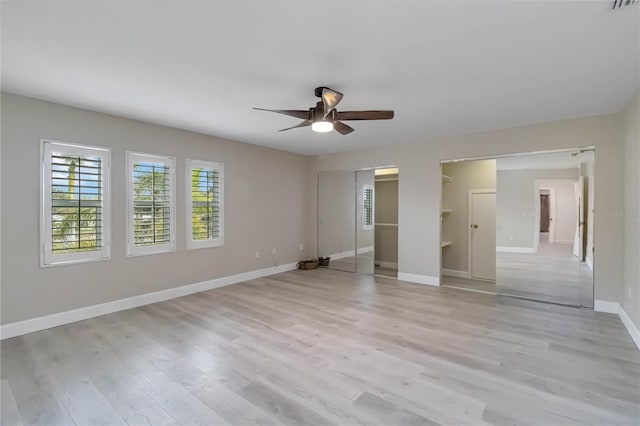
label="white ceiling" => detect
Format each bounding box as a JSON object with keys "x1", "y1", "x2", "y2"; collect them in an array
[{"x1": 1, "y1": 1, "x2": 638, "y2": 155}]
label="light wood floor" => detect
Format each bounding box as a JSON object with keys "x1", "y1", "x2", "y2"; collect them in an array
[
  {"x1": 2, "y1": 269, "x2": 638, "y2": 425},
  {"x1": 496, "y1": 234, "x2": 593, "y2": 306},
  {"x1": 443, "y1": 234, "x2": 593, "y2": 307}
]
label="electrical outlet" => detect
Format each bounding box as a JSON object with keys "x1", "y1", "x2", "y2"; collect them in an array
[
  {"x1": 272, "y1": 248, "x2": 277, "y2": 256},
  {"x1": 299, "y1": 243, "x2": 304, "y2": 251},
  {"x1": 255, "y1": 251, "x2": 260, "y2": 258},
  {"x1": 628, "y1": 285, "x2": 632, "y2": 300},
  {"x1": 509, "y1": 234, "x2": 514, "y2": 241}
]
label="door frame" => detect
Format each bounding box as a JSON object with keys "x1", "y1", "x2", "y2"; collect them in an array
[{"x1": 467, "y1": 189, "x2": 496, "y2": 281}]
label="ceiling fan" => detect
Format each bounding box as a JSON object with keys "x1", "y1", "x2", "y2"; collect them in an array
[{"x1": 254, "y1": 87, "x2": 394, "y2": 135}]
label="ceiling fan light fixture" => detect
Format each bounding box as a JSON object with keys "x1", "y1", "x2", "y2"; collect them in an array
[{"x1": 311, "y1": 120, "x2": 334, "y2": 133}]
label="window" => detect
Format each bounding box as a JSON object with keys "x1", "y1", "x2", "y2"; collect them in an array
[
  {"x1": 127, "y1": 152, "x2": 175, "y2": 256},
  {"x1": 187, "y1": 159, "x2": 224, "y2": 249},
  {"x1": 362, "y1": 184, "x2": 374, "y2": 230},
  {"x1": 41, "y1": 139, "x2": 110, "y2": 266}
]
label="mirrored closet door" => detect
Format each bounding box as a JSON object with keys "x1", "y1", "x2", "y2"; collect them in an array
[
  {"x1": 440, "y1": 149, "x2": 594, "y2": 307},
  {"x1": 318, "y1": 171, "x2": 357, "y2": 272}
]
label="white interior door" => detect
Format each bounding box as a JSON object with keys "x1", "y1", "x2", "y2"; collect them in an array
[{"x1": 470, "y1": 191, "x2": 496, "y2": 281}]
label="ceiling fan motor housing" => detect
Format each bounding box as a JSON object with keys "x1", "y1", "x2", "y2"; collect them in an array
[{"x1": 314, "y1": 86, "x2": 329, "y2": 98}]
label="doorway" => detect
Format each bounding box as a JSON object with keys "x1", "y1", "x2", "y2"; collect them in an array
[
  {"x1": 373, "y1": 168, "x2": 399, "y2": 278},
  {"x1": 540, "y1": 192, "x2": 550, "y2": 232}
]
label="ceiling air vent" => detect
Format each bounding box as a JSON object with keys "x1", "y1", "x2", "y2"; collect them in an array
[{"x1": 612, "y1": 0, "x2": 637, "y2": 9}]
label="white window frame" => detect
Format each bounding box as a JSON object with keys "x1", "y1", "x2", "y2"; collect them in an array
[
  {"x1": 362, "y1": 184, "x2": 374, "y2": 231},
  {"x1": 126, "y1": 151, "x2": 176, "y2": 257},
  {"x1": 40, "y1": 139, "x2": 111, "y2": 267},
  {"x1": 186, "y1": 159, "x2": 224, "y2": 250}
]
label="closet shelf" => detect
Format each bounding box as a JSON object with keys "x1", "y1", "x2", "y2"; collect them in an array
[
  {"x1": 441, "y1": 241, "x2": 453, "y2": 248},
  {"x1": 442, "y1": 174, "x2": 453, "y2": 182},
  {"x1": 441, "y1": 209, "x2": 452, "y2": 215},
  {"x1": 374, "y1": 223, "x2": 398, "y2": 227}
]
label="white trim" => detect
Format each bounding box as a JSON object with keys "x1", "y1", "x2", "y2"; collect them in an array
[
  {"x1": 397, "y1": 272, "x2": 440, "y2": 287},
  {"x1": 40, "y1": 139, "x2": 112, "y2": 267},
  {"x1": 594, "y1": 300, "x2": 640, "y2": 350},
  {"x1": 442, "y1": 268, "x2": 471, "y2": 278},
  {"x1": 327, "y1": 245, "x2": 374, "y2": 260},
  {"x1": 619, "y1": 306, "x2": 640, "y2": 350},
  {"x1": 496, "y1": 246, "x2": 537, "y2": 254},
  {"x1": 0, "y1": 262, "x2": 298, "y2": 340},
  {"x1": 186, "y1": 159, "x2": 224, "y2": 250},
  {"x1": 585, "y1": 256, "x2": 593, "y2": 271},
  {"x1": 330, "y1": 249, "x2": 356, "y2": 260},
  {"x1": 126, "y1": 152, "x2": 176, "y2": 257},
  {"x1": 594, "y1": 299, "x2": 619, "y2": 314},
  {"x1": 376, "y1": 261, "x2": 398, "y2": 269}
]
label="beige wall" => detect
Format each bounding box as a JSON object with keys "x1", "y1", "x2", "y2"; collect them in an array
[
  {"x1": 375, "y1": 177, "x2": 398, "y2": 264},
  {"x1": 441, "y1": 159, "x2": 496, "y2": 273},
  {"x1": 1, "y1": 93, "x2": 311, "y2": 324},
  {"x1": 496, "y1": 169, "x2": 579, "y2": 248},
  {"x1": 309, "y1": 112, "x2": 625, "y2": 303},
  {"x1": 622, "y1": 91, "x2": 640, "y2": 328}
]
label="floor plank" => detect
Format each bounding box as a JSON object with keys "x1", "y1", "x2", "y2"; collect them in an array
[{"x1": 1, "y1": 379, "x2": 24, "y2": 426}]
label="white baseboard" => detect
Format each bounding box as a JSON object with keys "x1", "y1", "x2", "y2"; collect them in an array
[
  {"x1": 375, "y1": 260, "x2": 398, "y2": 269},
  {"x1": 496, "y1": 246, "x2": 536, "y2": 254},
  {"x1": 619, "y1": 305, "x2": 640, "y2": 350},
  {"x1": 397, "y1": 272, "x2": 440, "y2": 287},
  {"x1": 328, "y1": 245, "x2": 374, "y2": 261},
  {"x1": 0, "y1": 262, "x2": 298, "y2": 340},
  {"x1": 594, "y1": 299, "x2": 640, "y2": 351},
  {"x1": 441, "y1": 268, "x2": 470, "y2": 279},
  {"x1": 585, "y1": 256, "x2": 593, "y2": 272},
  {"x1": 330, "y1": 250, "x2": 354, "y2": 260},
  {"x1": 594, "y1": 299, "x2": 619, "y2": 314}
]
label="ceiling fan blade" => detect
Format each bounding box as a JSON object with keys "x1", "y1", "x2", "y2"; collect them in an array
[
  {"x1": 253, "y1": 108, "x2": 310, "y2": 120},
  {"x1": 278, "y1": 120, "x2": 312, "y2": 132},
  {"x1": 335, "y1": 110, "x2": 394, "y2": 121},
  {"x1": 334, "y1": 121, "x2": 355, "y2": 135},
  {"x1": 321, "y1": 88, "x2": 344, "y2": 117}
]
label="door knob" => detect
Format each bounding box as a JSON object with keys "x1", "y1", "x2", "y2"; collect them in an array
[{"x1": 472, "y1": 224, "x2": 478, "y2": 229}]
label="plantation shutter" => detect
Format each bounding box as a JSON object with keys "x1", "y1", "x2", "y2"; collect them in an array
[
  {"x1": 191, "y1": 167, "x2": 221, "y2": 240},
  {"x1": 50, "y1": 153, "x2": 103, "y2": 253},
  {"x1": 363, "y1": 187, "x2": 373, "y2": 227},
  {"x1": 132, "y1": 162, "x2": 171, "y2": 246}
]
